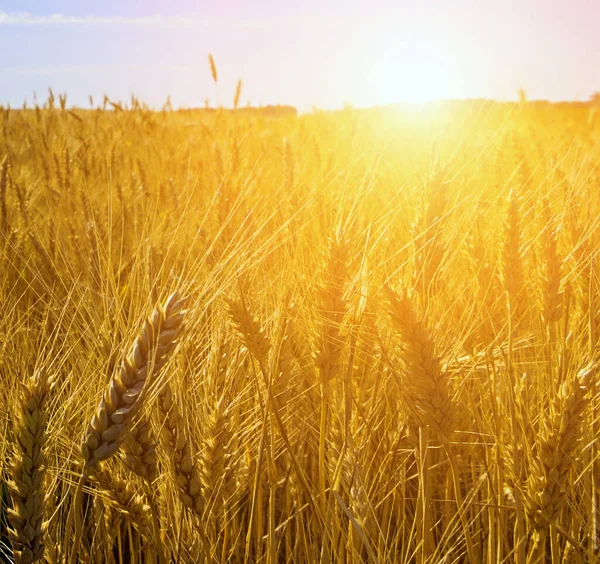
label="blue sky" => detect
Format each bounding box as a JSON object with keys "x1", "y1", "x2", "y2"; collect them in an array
[{"x1": 1, "y1": 1, "x2": 599, "y2": 110}]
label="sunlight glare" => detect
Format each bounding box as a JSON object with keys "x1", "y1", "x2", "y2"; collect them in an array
[{"x1": 372, "y1": 43, "x2": 457, "y2": 105}]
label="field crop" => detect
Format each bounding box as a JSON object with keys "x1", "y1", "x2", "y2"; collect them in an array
[{"x1": 0, "y1": 94, "x2": 600, "y2": 562}]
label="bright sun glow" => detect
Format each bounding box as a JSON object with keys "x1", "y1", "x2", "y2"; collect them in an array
[{"x1": 372, "y1": 43, "x2": 458, "y2": 105}]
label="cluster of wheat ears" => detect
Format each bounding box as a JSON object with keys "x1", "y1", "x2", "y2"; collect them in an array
[{"x1": 1, "y1": 77, "x2": 600, "y2": 563}]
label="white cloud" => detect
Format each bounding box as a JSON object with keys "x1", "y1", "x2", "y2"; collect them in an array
[
  {"x1": 0, "y1": 63, "x2": 205, "y2": 74},
  {"x1": 0, "y1": 11, "x2": 267, "y2": 28}
]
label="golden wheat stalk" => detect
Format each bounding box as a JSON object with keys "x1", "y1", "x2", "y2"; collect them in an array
[
  {"x1": 7, "y1": 371, "x2": 53, "y2": 564},
  {"x1": 119, "y1": 417, "x2": 166, "y2": 563},
  {"x1": 90, "y1": 467, "x2": 154, "y2": 541},
  {"x1": 70, "y1": 292, "x2": 186, "y2": 564},
  {"x1": 386, "y1": 286, "x2": 456, "y2": 442},
  {"x1": 156, "y1": 381, "x2": 204, "y2": 518},
  {"x1": 538, "y1": 198, "x2": 563, "y2": 325},
  {"x1": 227, "y1": 296, "x2": 271, "y2": 367},
  {"x1": 502, "y1": 190, "x2": 527, "y2": 323},
  {"x1": 208, "y1": 54, "x2": 218, "y2": 83},
  {"x1": 411, "y1": 169, "x2": 449, "y2": 305},
  {"x1": 199, "y1": 396, "x2": 231, "y2": 502},
  {"x1": 314, "y1": 236, "x2": 348, "y2": 384},
  {"x1": 121, "y1": 416, "x2": 158, "y2": 483},
  {"x1": 526, "y1": 361, "x2": 597, "y2": 542},
  {"x1": 81, "y1": 292, "x2": 186, "y2": 470},
  {"x1": 234, "y1": 79, "x2": 242, "y2": 109}
]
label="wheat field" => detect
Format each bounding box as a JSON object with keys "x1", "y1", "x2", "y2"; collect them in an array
[{"x1": 0, "y1": 91, "x2": 599, "y2": 563}]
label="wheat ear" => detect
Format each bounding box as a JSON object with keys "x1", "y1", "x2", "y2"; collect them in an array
[
  {"x1": 526, "y1": 361, "x2": 597, "y2": 561},
  {"x1": 7, "y1": 371, "x2": 53, "y2": 564},
  {"x1": 156, "y1": 381, "x2": 204, "y2": 517},
  {"x1": 90, "y1": 467, "x2": 154, "y2": 541},
  {"x1": 81, "y1": 291, "x2": 186, "y2": 470},
  {"x1": 121, "y1": 416, "x2": 158, "y2": 483},
  {"x1": 538, "y1": 198, "x2": 563, "y2": 325},
  {"x1": 70, "y1": 292, "x2": 185, "y2": 564},
  {"x1": 386, "y1": 286, "x2": 456, "y2": 441},
  {"x1": 502, "y1": 190, "x2": 526, "y2": 324}
]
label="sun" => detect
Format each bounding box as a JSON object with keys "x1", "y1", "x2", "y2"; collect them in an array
[{"x1": 371, "y1": 43, "x2": 457, "y2": 105}]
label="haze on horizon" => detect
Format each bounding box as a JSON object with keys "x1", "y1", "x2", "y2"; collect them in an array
[{"x1": 0, "y1": 0, "x2": 598, "y2": 111}]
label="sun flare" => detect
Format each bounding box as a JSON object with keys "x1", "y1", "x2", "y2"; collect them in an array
[{"x1": 372, "y1": 43, "x2": 457, "y2": 105}]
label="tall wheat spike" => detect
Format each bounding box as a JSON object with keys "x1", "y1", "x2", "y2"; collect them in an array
[
  {"x1": 7, "y1": 371, "x2": 53, "y2": 564},
  {"x1": 234, "y1": 79, "x2": 243, "y2": 110},
  {"x1": 538, "y1": 197, "x2": 563, "y2": 325},
  {"x1": 227, "y1": 297, "x2": 271, "y2": 367},
  {"x1": 70, "y1": 292, "x2": 186, "y2": 563},
  {"x1": 156, "y1": 381, "x2": 204, "y2": 518},
  {"x1": 121, "y1": 416, "x2": 158, "y2": 483},
  {"x1": 90, "y1": 467, "x2": 154, "y2": 541},
  {"x1": 208, "y1": 54, "x2": 218, "y2": 84},
  {"x1": 81, "y1": 292, "x2": 186, "y2": 470},
  {"x1": 386, "y1": 286, "x2": 456, "y2": 442},
  {"x1": 526, "y1": 361, "x2": 597, "y2": 561},
  {"x1": 502, "y1": 190, "x2": 527, "y2": 324},
  {"x1": 411, "y1": 167, "x2": 449, "y2": 304},
  {"x1": 315, "y1": 236, "x2": 349, "y2": 384}
]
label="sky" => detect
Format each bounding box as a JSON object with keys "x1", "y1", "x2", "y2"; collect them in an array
[{"x1": 0, "y1": 0, "x2": 599, "y2": 111}]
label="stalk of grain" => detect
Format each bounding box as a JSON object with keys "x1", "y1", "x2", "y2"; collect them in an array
[
  {"x1": 526, "y1": 361, "x2": 597, "y2": 562},
  {"x1": 538, "y1": 198, "x2": 563, "y2": 326},
  {"x1": 315, "y1": 236, "x2": 348, "y2": 385},
  {"x1": 538, "y1": 197, "x2": 564, "y2": 393},
  {"x1": 70, "y1": 292, "x2": 186, "y2": 563},
  {"x1": 90, "y1": 467, "x2": 154, "y2": 542},
  {"x1": 233, "y1": 79, "x2": 242, "y2": 110},
  {"x1": 411, "y1": 167, "x2": 449, "y2": 308},
  {"x1": 386, "y1": 286, "x2": 476, "y2": 562},
  {"x1": 315, "y1": 235, "x2": 349, "y2": 544},
  {"x1": 7, "y1": 371, "x2": 53, "y2": 564},
  {"x1": 502, "y1": 190, "x2": 527, "y2": 326},
  {"x1": 121, "y1": 415, "x2": 166, "y2": 563},
  {"x1": 208, "y1": 53, "x2": 219, "y2": 107},
  {"x1": 345, "y1": 446, "x2": 373, "y2": 560},
  {"x1": 354, "y1": 301, "x2": 380, "y2": 409},
  {"x1": 208, "y1": 54, "x2": 218, "y2": 84},
  {"x1": 501, "y1": 189, "x2": 529, "y2": 563},
  {"x1": 272, "y1": 309, "x2": 294, "y2": 408},
  {"x1": 466, "y1": 223, "x2": 503, "y2": 348},
  {"x1": 156, "y1": 381, "x2": 204, "y2": 518},
  {"x1": 81, "y1": 291, "x2": 186, "y2": 470},
  {"x1": 198, "y1": 394, "x2": 234, "y2": 556},
  {"x1": 199, "y1": 396, "x2": 230, "y2": 506},
  {"x1": 227, "y1": 295, "x2": 273, "y2": 562},
  {"x1": 227, "y1": 296, "x2": 271, "y2": 368},
  {"x1": 385, "y1": 286, "x2": 455, "y2": 441},
  {"x1": 121, "y1": 416, "x2": 158, "y2": 484}
]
